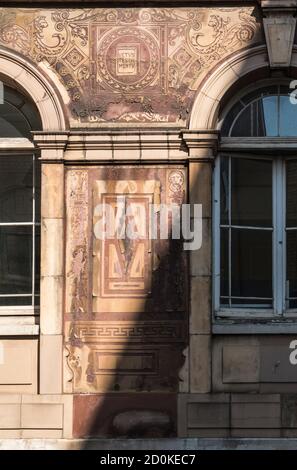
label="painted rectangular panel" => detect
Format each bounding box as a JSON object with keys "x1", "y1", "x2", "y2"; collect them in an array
[{"x1": 64, "y1": 166, "x2": 188, "y2": 394}]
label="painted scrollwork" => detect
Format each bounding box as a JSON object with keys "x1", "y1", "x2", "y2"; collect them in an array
[{"x1": 0, "y1": 6, "x2": 261, "y2": 123}]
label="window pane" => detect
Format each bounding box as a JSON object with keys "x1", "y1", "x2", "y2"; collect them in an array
[
  {"x1": 0, "y1": 155, "x2": 33, "y2": 222},
  {"x1": 35, "y1": 224, "x2": 40, "y2": 298},
  {"x1": 0, "y1": 226, "x2": 32, "y2": 295},
  {"x1": 0, "y1": 297, "x2": 31, "y2": 306},
  {"x1": 231, "y1": 107, "x2": 252, "y2": 137},
  {"x1": 0, "y1": 102, "x2": 31, "y2": 138},
  {"x1": 286, "y1": 160, "x2": 297, "y2": 227},
  {"x1": 0, "y1": 87, "x2": 42, "y2": 139},
  {"x1": 231, "y1": 228, "x2": 272, "y2": 301},
  {"x1": 261, "y1": 96, "x2": 278, "y2": 136},
  {"x1": 35, "y1": 156, "x2": 41, "y2": 222},
  {"x1": 280, "y1": 96, "x2": 297, "y2": 136},
  {"x1": 231, "y1": 158, "x2": 272, "y2": 226},
  {"x1": 223, "y1": 86, "x2": 297, "y2": 137},
  {"x1": 220, "y1": 156, "x2": 229, "y2": 224},
  {"x1": 220, "y1": 228, "x2": 229, "y2": 301},
  {"x1": 286, "y1": 230, "x2": 297, "y2": 307}
]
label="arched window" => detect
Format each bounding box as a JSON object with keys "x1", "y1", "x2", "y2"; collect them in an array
[
  {"x1": 222, "y1": 85, "x2": 297, "y2": 137},
  {"x1": 0, "y1": 85, "x2": 41, "y2": 309},
  {"x1": 214, "y1": 82, "x2": 297, "y2": 317}
]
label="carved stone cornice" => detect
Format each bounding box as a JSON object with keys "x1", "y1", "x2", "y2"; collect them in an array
[
  {"x1": 261, "y1": 0, "x2": 297, "y2": 68},
  {"x1": 182, "y1": 130, "x2": 219, "y2": 161},
  {"x1": 32, "y1": 130, "x2": 221, "y2": 162},
  {"x1": 32, "y1": 132, "x2": 69, "y2": 161}
]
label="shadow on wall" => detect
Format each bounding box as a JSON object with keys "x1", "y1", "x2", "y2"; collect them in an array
[{"x1": 65, "y1": 165, "x2": 189, "y2": 444}]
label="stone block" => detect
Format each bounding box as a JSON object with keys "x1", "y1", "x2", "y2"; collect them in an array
[
  {"x1": 0, "y1": 339, "x2": 37, "y2": 393},
  {"x1": 41, "y1": 218, "x2": 63, "y2": 277},
  {"x1": 0, "y1": 404, "x2": 21, "y2": 429},
  {"x1": 190, "y1": 335, "x2": 211, "y2": 393},
  {"x1": 190, "y1": 218, "x2": 211, "y2": 276},
  {"x1": 21, "y1": 404, "x2": 63, "y2": 429},
  {"x1": 41, "y1": 164, "x2": 64, "y2": 218},
  {"x1": 190, "y1": 276, "x2": 211, "y2": 334},
  {"x1": 189, "y1": 162, "x2": 212, "y2": 217},
  {"x1": 231, "y1": 394, "x2": 281, "y2": 429},
  {"x1": 40, "y1": 275, "x2": 63, "y2": 334},
  {"x1": 40, "y1": 335, "x2": 62, "y2": 394},
  {"x1": 223, "y1": 345, "x2": 260, "y2": 383}
]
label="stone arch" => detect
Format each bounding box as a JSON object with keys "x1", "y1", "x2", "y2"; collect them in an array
[
  {"x1": 0, "y1": 47, "x2": 67, "y2": 131},
  {"x1": 189, "y1": 45, "x2": 275, "y2": 130}
]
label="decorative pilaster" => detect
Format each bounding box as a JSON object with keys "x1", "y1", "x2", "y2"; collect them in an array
[
  {"x1": 182, "y1": 130, "x2": 219, "y2": 393},
  {"x1": 33, "y1": 132, "x2": 68, "y2": 394}
]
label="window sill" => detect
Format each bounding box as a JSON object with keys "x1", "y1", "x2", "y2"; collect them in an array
[
  {"x1": 0, "y1": 307, "x2": 39, "y2": 316},
  {"x1": 0, "y1": 324, "x2": 39, "y2": 335},
  {"x1": 0, "y1": 316, "x2": 39, "y2": 336},
  {"x1": 213, "y1": 321, "x2": 297, "y2": 335}
]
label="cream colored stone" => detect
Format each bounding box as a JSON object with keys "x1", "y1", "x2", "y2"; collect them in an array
[
  {"x1": 0, "y1": 430, "x2": 21, "y2": 438},
  {"x1": 190, "y1": 276, "x2": 211, "y2": 334},
  {"x1": 0, "y1": 405, "x2": 21, "y2": 429},
  {"x1": 64, "y1": 150, "x2": 85, "y2": 160},
  {"x1": 113, "y1": 148, "x2": 140, "y2": 160},
  {"x1": 0, "y1": 340, "x2": 37, "y2": 393},
  {"x1": 85, "y1": 149, "x2": 113, "y2": 159},
  {"x1": 40, "y1": 335, "x2": 62, "y2": 395},
  {"x1": 40, "y1": 276, "x2": 63, "y2": 335},
  {"x1": 0, "y1": 395, "x2": 21, "y2": 404},
  {"x1": 21, "y1": 404, "x2": 63, "y2": 429},
  {"x1": 190, "y1": 46, "x2": 268, "y2": 130},
  {"x1": 190, "y1": 218, "x2": 211, "y2": 276},
  {"x1": 41, "y1": 218, "x2": 64, "y2": 277},
  {"x1": 20, "y1": 395, "x2": 73, "y2": 438},
  {"x1": 140, "y1": 149, "x2": 169, "y2": 160},
  {"x1": 41, "y1": 164, "x2": 64, "y2": 218},
  {"x1": 39, "y1": 148, "x2": 64, "y2": 160},
  {"x1": 189, "y1": 162, "x2": 212, "y2": 217},
  {"x1": 62, "y1": 395, "x2": 73, "y2": 439},
  {"x1": 190, "y1": 334, "x2": 211, "y2": 393},
  {"x1": 21, "y1": 429, "x2": 63, "y2": 438}
]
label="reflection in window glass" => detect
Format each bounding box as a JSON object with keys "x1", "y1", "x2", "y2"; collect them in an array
[
  {"x1": 223, "y1": 85, "x2": 297, "y2": 137},
  {"x1": 220, "y1": 156, "x2": 273, "y2": 308},
  {"x1": 231, "y1": 158, "x2": 272, "y2": 227},
  {"x1": 231, "y1": 229, "x2": 272, "y2": 303},
  {"x1": 262, "y1": 96, "x2": 278, "y2": 137},
  {"x1": 280, "y1": 96, "x2": 297, "y2": 136}
]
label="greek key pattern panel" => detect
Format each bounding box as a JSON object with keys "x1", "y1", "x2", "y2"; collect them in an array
[{"x1": 0, "y1": 7, "x2": 262, "y2": 124}]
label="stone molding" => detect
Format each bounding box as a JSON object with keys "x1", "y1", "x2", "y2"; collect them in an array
[{"x1": 33, "y1": 130, "x2": 220, "y2": 162}]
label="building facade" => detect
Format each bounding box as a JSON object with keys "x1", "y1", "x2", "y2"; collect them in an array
[{"x1": 1, "y1": 0, "x2": 297, "y2": 444}]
